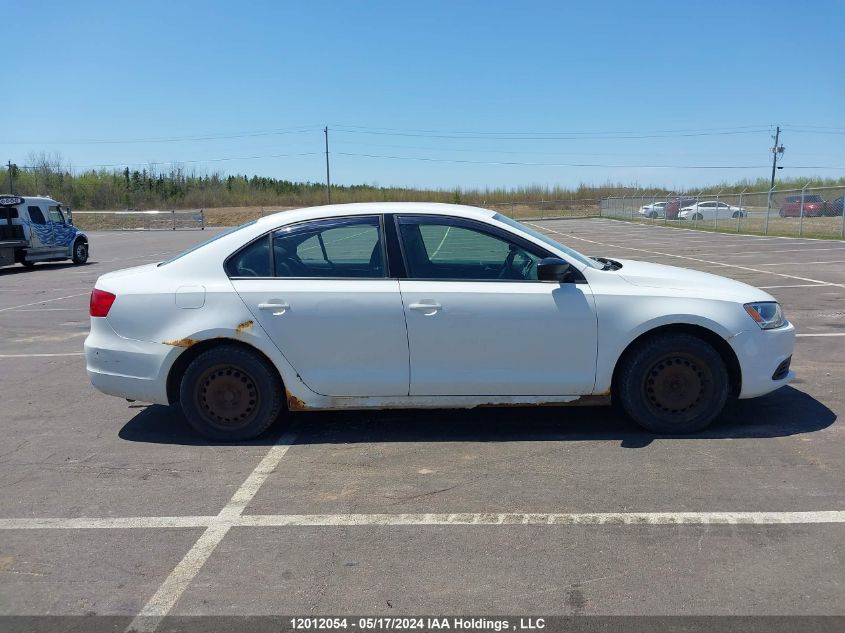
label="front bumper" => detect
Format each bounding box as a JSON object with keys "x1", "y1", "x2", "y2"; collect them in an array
[
  {"x1": 84, "y1": 317, "x2": 175, "y2": 405},
  {"x1": 730, "y1": 322, "x2": 796, "y2": 399}
]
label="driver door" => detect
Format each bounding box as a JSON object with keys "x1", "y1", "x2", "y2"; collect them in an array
[{"x1": 395, "y1": 215, "x2": 597, "y2": 396}]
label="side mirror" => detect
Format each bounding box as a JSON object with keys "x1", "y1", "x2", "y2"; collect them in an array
[{"x1": 537, "y1": 257, "x2": 572, "y2": 282}]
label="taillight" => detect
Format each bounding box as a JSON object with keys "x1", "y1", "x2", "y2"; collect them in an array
[{"x1": 90, "y1": 289, "x2": 116, "y2": 317}]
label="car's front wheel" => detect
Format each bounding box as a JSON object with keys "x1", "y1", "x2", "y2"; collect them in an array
[
  {"x1": 617, "y1": 333, "x2": 728, "y2": 434},
  {"x1": 72, "y1": 239, "x2": 88, "y2": 264},
  {"x1": 179, "y1": 345, "x2": 284, "y2": 441}
]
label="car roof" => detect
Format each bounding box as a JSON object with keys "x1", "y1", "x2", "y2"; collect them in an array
[
  {"x1": 0, "y1": 195, "x2": 60, "y2": 205},
  {"x1": 254, "y1": 202, "x2": 496, "y2": 227}
]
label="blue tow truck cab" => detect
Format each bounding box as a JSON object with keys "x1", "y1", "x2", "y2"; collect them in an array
[{"x1": 0, "y1": 195, "x2": 89, "y2": 268}]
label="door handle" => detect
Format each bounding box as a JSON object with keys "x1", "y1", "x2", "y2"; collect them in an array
[
  {"x1": 408, "y1": 301, "x2": 442, "y2": 314},
  {"x1": 258, "y1": 302, "x2": 289, "y2": 315}
]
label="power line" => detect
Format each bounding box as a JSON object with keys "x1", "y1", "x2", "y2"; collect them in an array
[
  {"x1": 69, "y1": 152, "x2": 322, "y2": 170},
  {"x1": 330, "y1": 127, "x2": 773, "y2": 141},
  {"x1": 334, "y1": 151, "x2": 845, "y2": 170},
  {"x1": 330, "y1": 123, "x2": 773, "y2": 136},
  {"x1": 0, "y1": 126, "x2": 321, "y2": 146}
]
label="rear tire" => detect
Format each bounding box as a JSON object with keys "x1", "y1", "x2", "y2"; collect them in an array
[
  {"x1": 616, "y1": 333, "x2": 728, "y2": 434},
  {"x1": 179, "y1": 345, "x2": 284, "y2": 441},
  {"x1": 72, "y1": 239, "x2": 88, "y2": 264},
  {"x1": 21, "y1": 261, "x2": 35, "y2": 268}
]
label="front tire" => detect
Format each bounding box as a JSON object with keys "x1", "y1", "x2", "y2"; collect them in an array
[
  {"x1": 179, "y1": 345, "x2": 284, "y2": 441},
  {"x1": 692, "y1": 213, "x2": 703, "y2": 220},
  {"x1": 617, "y1": 333, "x2": 728, "y2": 434},
  {"x1": 72, "y1": 239, "x2": 88, "y2": 264}
]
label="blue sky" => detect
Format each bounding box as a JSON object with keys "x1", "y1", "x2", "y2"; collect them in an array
[{"x1": 4, "y1": 0, "x2": 845, "y2": 191}]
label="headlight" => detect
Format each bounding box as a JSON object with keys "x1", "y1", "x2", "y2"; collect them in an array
[{"x1": 744, "y1": 302, "x2": 785, "y2": 329}]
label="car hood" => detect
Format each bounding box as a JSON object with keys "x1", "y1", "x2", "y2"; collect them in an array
[{"x1": 614, "y1": 258, "x2": 773, "y2": 302}]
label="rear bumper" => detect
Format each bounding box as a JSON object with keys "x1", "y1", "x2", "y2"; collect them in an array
[
  {"x1": 730, "y1": 323, "x2": 796, "y2": 399},
  {"x1": 84, "y1": 318, "x2": 174, "y2": 405}
]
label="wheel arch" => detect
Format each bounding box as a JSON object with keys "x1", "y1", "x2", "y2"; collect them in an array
[
  {"x1": 610, "y1": 323, "x2": 742, "y2": 400},
  {"x1": 165, "y1": 337, "x2": 285, "y2": 405}
]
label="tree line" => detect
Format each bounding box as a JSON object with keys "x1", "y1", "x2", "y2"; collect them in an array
[{"x1": 3, "y1": 155, "x2": 843, "y2": 210}]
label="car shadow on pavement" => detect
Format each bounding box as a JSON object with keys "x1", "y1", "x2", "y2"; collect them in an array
[
  {"x1": 119, "y1": 385, "x2": 835, "y2": 448},
  {"x1": 0, "y1": 261, "x2": 92, "y2": 276}
]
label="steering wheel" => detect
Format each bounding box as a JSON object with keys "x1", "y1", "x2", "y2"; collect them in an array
[{"x1": 497, "y1": 249, "x2": 518, "y2": 279}]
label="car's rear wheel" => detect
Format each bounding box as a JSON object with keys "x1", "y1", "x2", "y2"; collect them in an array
[
  {"x1": 72, "y1": 239, "x2": 88, "y2": 265},
  {"x1": 617, "y1": 333, "x2": 728, "y2": 434},
  {"x1": 21, "y1": 260, "x2": 35, "y2": 268},
  {"x1": 179, "y1": 345, "x2": 284, "y2": 441},
  {"x1": 731, "y1": 211, "x2": 742, "y2": 218}
]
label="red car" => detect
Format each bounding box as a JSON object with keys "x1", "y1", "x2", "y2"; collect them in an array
[
  {"x1": 779, "y1": 195, "x2": 827, "y2": 217},
  {"x1": 663, "y1": 198, "x2": 697, "y2": 220}
]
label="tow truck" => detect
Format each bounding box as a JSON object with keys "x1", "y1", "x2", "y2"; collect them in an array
[{"x1": 0, "y1": 195, "x2": 89, "y2": 268}]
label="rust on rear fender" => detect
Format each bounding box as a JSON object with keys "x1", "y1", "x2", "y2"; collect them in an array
[
  {"x1": 286, "y1": 389, "x2": 308, "y2": 411},
  {"x1": 162, "y1": 338, "x2": 199, "y2": 348}
]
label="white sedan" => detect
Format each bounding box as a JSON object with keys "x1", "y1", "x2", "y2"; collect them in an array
[
  {"x1": 637, "y1": 201, "x2": 669, "y2": 218},
  {"x1": 678, "y1": 201, "x2": 747, "y2": 220},
  {"x1": 85, "y1": 203, "x2": 794, "y2": 441}
]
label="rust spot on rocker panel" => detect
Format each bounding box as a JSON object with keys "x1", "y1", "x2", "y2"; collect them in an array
[
  {"x1": 286, "y1": 389, "x2": 308, "y2": 411},
  {"x1": 235, "y1": 319, "x2": 254, "y2": 334},
  {"x1": 162, "y1": 338, "x2": 199, "y2": 348},
  {"x1": 476, "y1": 395, "x2": 611, "y2": 408}
]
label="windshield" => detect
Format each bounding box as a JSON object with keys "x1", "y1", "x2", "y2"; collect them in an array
[
  {"x1": 492, "y1": 213, "x2": 604, "y2": 269},
  {"x1": 158, "y1": 220, "x2": 257, "y2": 266}
]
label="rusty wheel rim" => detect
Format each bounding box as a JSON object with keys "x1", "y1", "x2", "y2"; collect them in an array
[
  {"x1": 643, "y1": 354, "x2": 711, "y2": 418},
  {"x1": 195, "y1": 364, "x2": 260, "y2": 429}
]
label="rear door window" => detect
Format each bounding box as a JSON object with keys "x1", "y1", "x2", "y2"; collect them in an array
[
  {"x1": 28, "y1": 206, "x2": 47, "y2": 224},
  {"x1": 272, "y1": 216, "x2": 384, "y2": 278}
]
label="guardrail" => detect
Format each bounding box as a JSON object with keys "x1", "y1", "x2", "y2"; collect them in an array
[{"x1": 72, "y1": 210, "x2": 205, "y2": 231}]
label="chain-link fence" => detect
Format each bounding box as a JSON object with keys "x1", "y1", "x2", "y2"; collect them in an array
[{"x1": 601, "y1": 185, "x2": 845, "y2": 239}]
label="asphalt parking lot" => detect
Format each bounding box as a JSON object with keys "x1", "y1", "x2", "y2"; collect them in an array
[{"x1": 0, "y1": 218, "x2": 843, "y2": 629}]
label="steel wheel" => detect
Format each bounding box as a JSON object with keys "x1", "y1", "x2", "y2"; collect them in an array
[
  {"x1": 179, "y1": 344, "x2": 284, "y2": 441},
  {"x1": 642, "y1": 353, "x2": 711, "y2": 419},
  {"x1": 617, "y1": 332, "x2": 728, "y2": 434},
  {"x1": 194, "y1": 363, "x2": 260, "y2": 429}
]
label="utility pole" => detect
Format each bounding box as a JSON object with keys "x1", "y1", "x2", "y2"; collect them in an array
[
  {"x1": 770, "y1": 126, "x2": 785, "y2": 189},
  {"x1": 6, "y1": 160, "x2": 13, "y2": 194},
  {"x1": 324, "y1": 126, "x2": 331, "y2": 204}
]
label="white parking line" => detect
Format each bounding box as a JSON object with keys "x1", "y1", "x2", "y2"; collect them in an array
[
  {"x1": 796, "y1": 333, "x2": 845, "y2": 338},
  {"x1": 758, "y1": 284, "x2": 833, "y2": 289},
  {"x1": 126, "y1": 431, "x2": 298, "y2": 633},
  {"x1": 1, "y1": 510, "x2": 843, "y2": 531},
  {"x1": 531, "y1": 224, "x2": 845, "y2": 289},
  {"x1": 0, "y1": 292, "x2": 89, "y2": 313},
  {"x1": 756, "y1": 260, "x2": 845, "y2": 267},
  {"x1": 0, "y1": 352, "x2": 84, "y2": 358}
]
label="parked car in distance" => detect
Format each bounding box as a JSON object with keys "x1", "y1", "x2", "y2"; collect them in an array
[
  {"x1": 779, "y1": 195, "x2": 827, "y2": 217},
  {"x1": 663, "y1": 198, "x2": 698, "y2": 220},
  {"x1": 638, "y1": 202, "x2": 669, "y2": 218},
  {"x1": 678, "y1": 201, "x2": 747, "y2": 220},
  {"x1": 85, "y1": 202, "x2": 795, "y2": 441},
  {"x1": 823, "y1": 196, "x2": 844, "y2": 217}
]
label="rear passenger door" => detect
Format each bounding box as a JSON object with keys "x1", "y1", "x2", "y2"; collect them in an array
[{"x1": 230, "y1": 215, "x2": 410, "y2": 397}]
